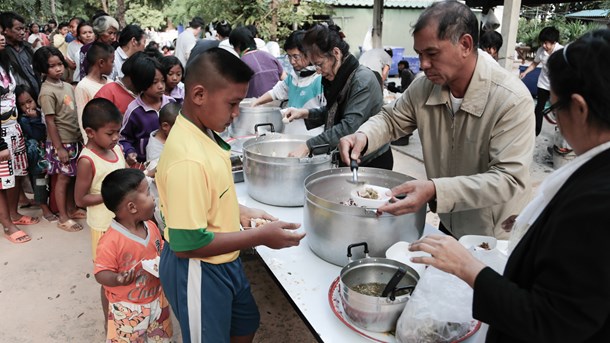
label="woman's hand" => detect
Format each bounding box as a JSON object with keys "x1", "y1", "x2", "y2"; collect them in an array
[
  {"x1": 282, "y1": 108, "x2": 309, "y2": 122},
  {"x1": 288, "y1": 143, "x2": 310, "y2": 158},
  {"x1": 409, "y1": 234, "x2": 486, "y2": 287},
  {"x1": 0, "y1": 149, "x2": 10, "y2": 161}
]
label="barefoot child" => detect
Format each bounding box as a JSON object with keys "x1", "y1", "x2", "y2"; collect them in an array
[
  {"x1": 95, "y1": 168, "x2": 172, "y2": 342},
  {"x1": 15, "y1": 85, "x2": 57, "y2": 222},
  {"x1": 33, "y1": 46, "x2": 84, "y2": 232},
  {"x1": 156, "y1": 48, "x2": 305, "y2": 342}
]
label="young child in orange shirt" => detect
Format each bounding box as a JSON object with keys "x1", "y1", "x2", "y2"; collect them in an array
[{"x1": 94, "y1": 168, "x2": 172, "y2": 342}]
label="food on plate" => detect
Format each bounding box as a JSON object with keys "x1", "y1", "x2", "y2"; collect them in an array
[
  {"x1": 340, "y1": 198, "x2": 359, "y2": 207},
  {"x1": 250, "y1": 218, "x2": 271, "y2": 228},
  {"x1": 357, "y1": 187, "x2": 379, "y2": 200}
]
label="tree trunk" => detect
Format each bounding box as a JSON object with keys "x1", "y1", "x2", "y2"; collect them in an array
[
  {"x1": 101, "y1": 0, "x2": 109, "y2": 15},
  {"x1": 116, "y1": 0, "x2": 126, "y2": 28},
  {"x1": 50, "y1": 0, "x2": 58, "y2": 23},
  {"x1": 270, "y1": 0, "x2": 278, "y2": 41}
]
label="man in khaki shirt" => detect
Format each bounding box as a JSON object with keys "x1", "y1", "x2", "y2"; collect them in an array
[{"x1": 339, "y1": 1, "x2": 535, "y2": 239}]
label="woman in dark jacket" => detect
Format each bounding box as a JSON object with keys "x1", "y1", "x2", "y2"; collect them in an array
[
  {"x1": 409, "y1": 29, "x2": 610, "y2": 343},
  {"x1": 285, "y1": 25, "x2": 392, "y2": 169}
]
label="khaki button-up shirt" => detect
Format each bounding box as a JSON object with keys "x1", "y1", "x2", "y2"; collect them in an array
[{"x1": 359, "y1": 53, "x2": 535, "y2": 239}]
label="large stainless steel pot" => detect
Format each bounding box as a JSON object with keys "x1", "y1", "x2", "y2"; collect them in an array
[
  {"x1": 230, "y1": 99, "x2": 284, "y2": 137},
  {"x1": 304, "y1": 167, "x2": 425, "y2": 266},
  {"x1": 340, "y1": 243, "x2": 419, "y2": 332},
  {"x1": 242, "y1": 132, "x2": 331, "y2": 206}
]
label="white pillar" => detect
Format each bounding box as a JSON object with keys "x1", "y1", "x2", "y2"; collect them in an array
[
  {"x1": 499, "y1": 0, "x2": 522, "y2": 71},
  {"x1": 372, "y1": 0, "x2": 384, "y2": 48}
]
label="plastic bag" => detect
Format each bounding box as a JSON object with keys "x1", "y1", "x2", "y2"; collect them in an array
[{"x1": 396, "y1": 248, "x2": 507, "y2": 343}]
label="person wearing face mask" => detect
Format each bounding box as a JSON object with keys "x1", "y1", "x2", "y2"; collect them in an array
[
  {"x1": 339, "y1": 1, "x2": 535, "y2": 239},
  {"x1": 251, "y1": 30, "x2": 325, "y2": 136},
  {"x1": 282, "y1": 24, "x2": 392, "y2": 169}
]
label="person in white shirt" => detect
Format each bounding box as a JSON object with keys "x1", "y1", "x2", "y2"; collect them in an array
[
  {"x1": 174, "y1": 17, "x2": 205, "y2": 67},
  {"x1": 215, "y1": 20, "x2": 238, "y2": 57},
  {"x1": 519, "y1": 26, "x2": 563, "y2": 136},
  {"x1": 110, "y1": 24, "x2": 145, "y2": 80}
]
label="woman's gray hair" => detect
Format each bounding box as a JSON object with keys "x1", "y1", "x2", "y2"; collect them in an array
[{"x1": 92, "y1": 15, "x2": 119, "y2": 36}]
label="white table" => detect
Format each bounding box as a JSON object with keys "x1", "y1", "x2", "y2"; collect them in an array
[{"x1": 236, "y1": 183, "x2": 486, "y2": 343}]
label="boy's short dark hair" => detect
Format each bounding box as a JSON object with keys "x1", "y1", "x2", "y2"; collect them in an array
[
  {"x1": 160, "y1": 56, "x2": 184, "y2": 78},
  {"x1": 185, "y1": 47, "x2": 253, "y2": 91},
  {"x1": 32, "y1": 46, "x2": 68, "y2": 74},
  {"x1": 480, "y1": 31, "x2": 503, "y2": 51},
  {"x1": 539, "y1": 26, "x2": 559, "y2": 44},
  {"x1": 82, "y1": 98, "x2": 122, "y2": 130},
  {"x1": 131, "y1": 56, "x2": 162, "y2": 93},
  {"x1": 102, "y1": 169, "x2": 146, "y2": 213},
  {"x1": 190, "y1": 17, "x2": 205, "y2": 29},
  {"x1": 215, "y1": 21, "x2": 232, "y2": 38},
  {"x1": 58, "y1": 22, "x2": 69, "y2": 30},
  {"x1": 86, "y1": 42, "x2": 115, "y2": 66},
  {"x1": 397, "y1": 60, "x2": 409, "y2": 68},
  {"x1": 159, "y1": 102, "x2": 181, "y2": 126}
]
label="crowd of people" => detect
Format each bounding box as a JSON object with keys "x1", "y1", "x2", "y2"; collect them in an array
[{"x1": 2, "y1": 0, "x2": 610, "y2": 342}]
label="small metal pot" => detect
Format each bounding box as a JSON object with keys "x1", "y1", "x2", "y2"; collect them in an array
[
  {"x1": 230, "y1": 100, "x2": 284, "y2": 137},
  {"x1": 242, "y1": 125, "x2": 331, "y2": 206},
  {"x1": 340, "y1": 242, "x2": 419, "y2": 333}
]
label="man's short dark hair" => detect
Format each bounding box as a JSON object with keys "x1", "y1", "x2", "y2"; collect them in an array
[
  {"x1": 412, "y1": 1, "x2": 479, "y2": 47},
  {"x1": 398, "y1": 60, "x2": 409, "y2": 68},
  {"x1": 185, "y1": 47, "x2": 253, "y2": 91},
  {"x1": 102, "y1": 169, "x2": 146, "y2": 213},
  {"x1": 215, "y1": 20, "x2": 232, "y2": 38},
  {"x1": 82, "y1": 98, "x2": 122, "y2": 130},
  {"x1": 190, "y1": 17, "x2": 205, "y2": 29},
  {"x1": 0, "y1": 11, "x2": 25, "y2": 30}
]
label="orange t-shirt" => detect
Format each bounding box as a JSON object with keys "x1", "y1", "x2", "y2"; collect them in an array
[{"x1": 94, "y1": 220, "x2": 164, "y2": 304}]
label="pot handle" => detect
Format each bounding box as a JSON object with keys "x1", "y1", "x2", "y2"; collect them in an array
[
  {"x1": 254, "y1": 123, "x2": 275, "y2": 136},
  {"x1": 308, "y1": 144, "x2": 331, "y2": 157},
  {"x1": 347, "y1": 242, "x2": 369, "y2": 263},
  {"x1": 381, "y1": 267, "x2": 406, "y2": 298},
  {"x1": 388, "y1": 285, "x2": 416, "y2": 301}
]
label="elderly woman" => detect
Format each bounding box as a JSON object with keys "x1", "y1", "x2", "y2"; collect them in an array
[
  {"x1": 285, "y1": 25, "x2": 392, "y2": 169},
  {"x1": 409, "y1": 29, "x2": 610, "y2": 342},
  {"x1": 79, "y1": 15, "x2": 119, "y2": 79}
]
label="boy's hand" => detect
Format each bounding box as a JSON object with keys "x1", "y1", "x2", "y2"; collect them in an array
[
  {"x1": 239, "y1": 205, "x2": 277, "y2": 228},
  {"x1": 116, "y1": 269, "x2": 136, "y2": 285},
  {"x1": 126, "y1": 153, "x2": 138, "y2": 167},
  {"x1": 259, "y1": 221, "x2": 305, "y2": 249}
]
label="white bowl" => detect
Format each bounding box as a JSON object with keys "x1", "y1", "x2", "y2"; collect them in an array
[
  {"x1": 350, "y1": 185, "x2": 391, "y2": 208},
  {"x1": 458, "y1": 235, "x2": 497, "y2": 251}
]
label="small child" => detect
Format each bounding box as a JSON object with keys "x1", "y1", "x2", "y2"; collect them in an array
[
  {"x1": 15, "y1": 85, "x2": 57, "y2": 222},
  {"x1": 94, "y1": 51, "x2": 143, "y2": 115},
  {"x1": 74, "y1": 98, "x2": 126, "y2": 260},
  {"x1": 120, "y1": 56, "x2": 175, "y2": 166},
  {"x1": 33, "y1": 46, "x2": 84, "y2": 232},
  {"x1": 160, "y1": 56, "x2": 184, "y2": 104},
  {"x1": 75, "y1": 42, "x2": 115, "y2": 141},
  {"x1": 146, "y1": 102, "x2": 180, "y2": 162},
  {"x1": 95, "y1": 168, "x2": 173, "y2": 342}
]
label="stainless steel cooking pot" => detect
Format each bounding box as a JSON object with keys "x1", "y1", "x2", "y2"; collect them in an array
[
  {"x1": 340, "y1": 242, "x2": 419, "y2": 333},
  {"x1": 230, "y1": 99, "x2": 284, "y2": 137},
  {"x1": 304, "y1": 167, "x2": 425, "y2": 266},
  {"x1": 242, "y1": 130, "x2": 332, "y2": 207}
]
